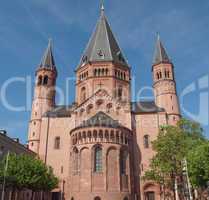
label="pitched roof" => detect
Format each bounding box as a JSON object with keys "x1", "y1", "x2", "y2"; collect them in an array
[
  {"x1": 153, "y1": 35, "x2": 171, "y2": 66},
  {"x1": 78, "y1": 7, "x2": 128, "y2": 69},
  {"x1": 39, "y1": 39, "x2": 56, "y2": 70},
  {"x1": 44, "y1": 105, "x2": 74, "y2": 118},
  {"x1": 132, "y1": 101, "x2": 165, "y2": 113},
  {"x1": 78, "y1": 111, "x2": 121, "y2": 128}
]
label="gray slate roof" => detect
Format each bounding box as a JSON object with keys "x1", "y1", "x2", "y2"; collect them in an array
[
  {"x1": 44, "y1": 105, "x2": 74, "y2": 118},
  {"x1": 78, "y1": 8, "x2": 128, "y2": 69},
  {"x1": 77, "y1": 111, "x2": 121, "y2": 128},
  {"x1": 132, "y1": 101, "x2": 165, "y2": 113},
  {"x1": 153, "y1": 35, "x2": 171, "y2": 66},
  {"x1": 39, "y1": 39, "x2": 56, "y2": 70}
]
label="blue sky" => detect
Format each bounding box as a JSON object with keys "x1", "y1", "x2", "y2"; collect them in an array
[{"x1": 0, "y1": 0, "x2": 209, "y2": 143}]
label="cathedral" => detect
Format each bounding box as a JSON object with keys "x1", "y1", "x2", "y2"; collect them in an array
[{"x1": 28, "y1": 4, "x2": 181, "y2": 200}]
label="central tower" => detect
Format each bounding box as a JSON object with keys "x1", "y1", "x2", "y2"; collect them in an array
[{"x1": 75, "y1": 6, "x2": 131, "y2": 105}]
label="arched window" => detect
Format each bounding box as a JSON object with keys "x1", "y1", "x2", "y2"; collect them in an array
[
  {"x1": 81, "y1": 87, "x2": 86, "y2": 102},
  {"x1": 94, "y1": 146, "x2": 102, "y2": 172},
  {"x1": 120, "y1": 149, "x2": 128, "y2": 175},
  {"x1": 43, "y1": 75, "x2": 48, "y2": 85},
  {"x1": 94, "y1": 197, "x2": 101, "y2": 200},
  {"x1": 37, "y1": 75, "x2": 42, "y2": 85},
  {"x1": 124, "y1": 197, "x2": 128, "y2": 200},
  {"x1": 71, "y1": 198, "x2": 74, "y2": 200},
  {"x1": 98, "y1": 68, "x2": 101, "y2": 76},
  {"x1": 94, "y1": 69, "x2": 97, "y2": 76},
  {"x1": 144, "y1": 135, "x2": 150, "y2": 149},
  {"x1": 105, "y1": 68, "x2": 108, "y2": 75},
  {"x1": 73, "y1": 148, "x2": 79, "y2": 174},
  {"x1": 54, "y1": 137, "x2": 60, "y2": 149},
  {"x1": 159, "y1": 71, "x2": 162, "y2": 79},
  {"x1": 102, "y1": 68, "x2": 105, "y2": 76}
]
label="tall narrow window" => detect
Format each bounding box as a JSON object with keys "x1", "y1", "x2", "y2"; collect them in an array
[
  {"x1": 37, "y1": 75, "x2": 42, "y2": 85},
  {"x1": 81, "y1": 87, "x2": 86, "y2": 102},
  {"x1": 43, "y1": 75, "x2": 48, "y2": 85},
  {"x1": 120, "y1": 150, "x2": 128, "y2": 175},
  {"x1": 118, "y1": 87, "x2": 123, "y2": 100},
  {"x1": 54, "y1": 137, "x2": 60, "y2": 149},
  {"x1": 144, "y1": 135, "x2": 150, "y2": 149},
  {"x1": 73, "y1": 148, "x2": 79, "y2": 174},
  {"x1": 94, "y1": 146, "x2": 102, "y2": 172}
]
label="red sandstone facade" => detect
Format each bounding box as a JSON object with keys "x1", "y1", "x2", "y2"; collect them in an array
[{"x1": 28, "y1": 6, "x2": 180, "y2": 200}]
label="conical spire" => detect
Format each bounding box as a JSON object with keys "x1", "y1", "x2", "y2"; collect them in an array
[
  {"x1": 78, "y1": 5, "x2": 128, "y2": 69},
  {"x1": 39, "y1": 39, "x2": 56, "y2": 69},
  {"x1": 153, "y1": 34, "x2": 171, "y2": 66}
]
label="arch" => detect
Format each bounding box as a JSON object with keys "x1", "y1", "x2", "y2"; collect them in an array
[
  {"x1": 94, "y1": 197, "x2": 101, "y2": 200},
  {"x1": 37, "y1": 75, "x2": 42, "y2": 85},
  {"x1": 94, "y1": 145, "x2": 102, "y2": 172},
  {"x1": 123, "y1": 197, "x2": 128, "y2": 200},
  {"x1": 144, "y1": 135, "x2": 150, "y2": 148},
  {"x1": 43, "y1": 75, "x2": 48, "y2": 85},
  {"x1": 71, "y1": 198, "x2": 74, "y2": 200}
]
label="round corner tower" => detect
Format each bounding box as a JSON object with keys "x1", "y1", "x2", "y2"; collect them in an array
[
  {"x1": 28, "y1": 40, "x2": 57, "y2": 153},
  {"x1": 152, "y1": 36, "x2": 180, "y2": 125}
]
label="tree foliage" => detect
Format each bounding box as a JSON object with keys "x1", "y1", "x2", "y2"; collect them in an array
[
  {"x1": 187, "y1": 141, "x2": 209, "y2": 188},
  {"x1": 0, "y1": 154, "x2": 58, "y2": 192},
  {"x1": 143, "y1": 118, "x2": 208, "y2": 195}
]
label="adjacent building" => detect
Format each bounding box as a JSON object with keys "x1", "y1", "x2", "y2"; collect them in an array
[{"x1": 27, "y1": 5, "x2": 181, "y2": 200}]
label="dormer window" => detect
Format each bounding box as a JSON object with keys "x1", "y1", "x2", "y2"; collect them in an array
[
  {"x1": 82, "y1": 55, "x2": 87, "y2": 63},
  {"x1": 97, "y1": 50, "x2": 105, "y2": 59}
]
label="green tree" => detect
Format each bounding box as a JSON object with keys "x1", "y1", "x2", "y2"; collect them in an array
[
  {"x1": 187, "y1": 141, "x2": 209, "y2": 195},
  {"x1": 143, "y1": 119, "x2": 206, "y2": 199},
  {"x1": 0, "y1": 154, "x2": 58, "y2": 199}
]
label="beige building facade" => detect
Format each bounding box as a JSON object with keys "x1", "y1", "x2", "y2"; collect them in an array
[{"x1": 28, "y1": 6, "x2": 180, "y2": 200}]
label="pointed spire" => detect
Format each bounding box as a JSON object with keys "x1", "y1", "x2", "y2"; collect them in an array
[
  {"x1": 39, "y1": 39, "x2": 56, "y2": 70},
  {"x1": 101, "y1": 0, "x2": 105, "y2": 13},
  {"x1": 77, "y1": 3, "x2": 128, "y2": 69},
  {"x1": 153, "y1": 33, "x2": 171, "y2": 66}
]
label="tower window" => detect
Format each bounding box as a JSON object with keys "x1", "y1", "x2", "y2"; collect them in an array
[
  {"x1": 54, "y1": 137, "x2": 60, "y2": 149},
  {"x1": 144, "y1": 135, "x2": 150, "y2": 149},
  {"x1": 43, "y1": 75, "x2": 48, "y2": 85},
  {"x1": 37, "y1": 75, "x2": 42, "y2": 85},
  {"x1": 81, "y1": 87, "x2": 86, "y2": 102},
  {"x1": 94, "y1": 146, "x2": 102, "y2": 172}
]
